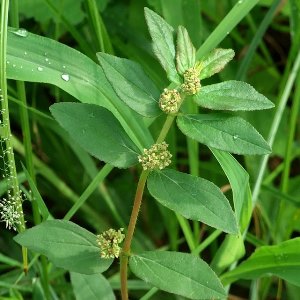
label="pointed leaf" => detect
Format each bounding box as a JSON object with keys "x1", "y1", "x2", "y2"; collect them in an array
[
  {"x1": 129, "y1": 251, "x2": 226, "y2": 300},
  {"x1": 221, "y1": 238, "x2": 300, "y2": 287},
  {"x1": 144, "y1": 8, "x2": 180, "y2": 83},
  {"x1": 177, "y1": 114, "x2": 271, "y2": 155},
  {"x1": 147, "y1": 169, "x2": 238, "y2": 234},
  {"x1": 199, "y1": 49, "x2": 235, "y2": 80},
  {"x1": 14, "y1": 220, "x2": 113, "y2": 274},
  {"x1": 210, "y1": 148, "x2": 250, "y2": 226},
  {"x1": 176, "y1": 26, "x2": 196, "y2": 74},
  {"x1": 71, "y1": 273, "x2": 115, "y2": 300},
  {"x1": 50, "y1": 103, "x2": 140, "y2": 168},
  {"x1": 194, "y1": 81, "x2": 274, "y2": 111},
  {"x1": 97, "y1": 53, "x2": 161, "y2": 117}
]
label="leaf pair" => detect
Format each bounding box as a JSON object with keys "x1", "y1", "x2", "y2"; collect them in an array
[
  {"x1": 15, "y1": 220, "x2": 300, "y2": 298},
  {"x1": 50, "y1": 103, "x2": 240, "y2": 233},
  {"x1": 14, "y1": 220, "x2": 227, "y2": 299}
]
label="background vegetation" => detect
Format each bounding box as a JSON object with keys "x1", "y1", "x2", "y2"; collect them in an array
[{"x1": 1, "y1": 0, "x2": 300, "y2": 299}]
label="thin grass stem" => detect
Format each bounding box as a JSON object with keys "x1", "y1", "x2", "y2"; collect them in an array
[{"x1": 0, "y1": 0, "x2": 27, "y2": 273}]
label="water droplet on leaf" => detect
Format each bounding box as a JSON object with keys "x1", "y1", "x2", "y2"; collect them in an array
[
  {"x1": 37, "y1": 66, "x2": 43, "y2": 71},
  {"x1": 61, "y1": 74, "x2": 70, "y2": 81},
  {"x1": 233, "y1": 135, "x2": 238, "y2": 140},
  {"x1": 12, "y1": 28, "x2": 28, "y2": 37}
]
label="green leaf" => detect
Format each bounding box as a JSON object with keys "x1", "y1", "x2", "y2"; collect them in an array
[
  {"x1": 199, "y1": 48, "x2": 235, "y2": 80},
  {"x1": 129, "y1": 251, "x2": 226, "y2": 299},
  {"x1": 210, "y1": 149, "x2": 250, "y2": 226},
  {"x1": 97, "y1": 53, "x2": 161, "y2": 118},
  {"x1": 144, "y1": 8, "x2": 180, "y2": 83},
  {"x1": 177, "y1": 114, "x2": 271, "y2": 155},
  {"x1": 50, "y1": 103, "x2": 140, "y2": 169},
  {"x1": 176, "y1": 25, "x2": 196, "y2": 74},
  {"x1": 71, "y1": 273, "x2": 115, "y2": 300},
  {"x1": 147, "y1": 169, "x2": 238, "y2": 234},
  {"x1": 6, "y1": 29, "x2": 153, "y2": 150},
  {"x1": 194, "y1": 81, "x2": 274, "y2": 111},
  {"x1": 14, "y1": 220, "x2": 113, "y2": 274},
  {"x1": 221, "y1": 238, "x2": 300, "y2": 287}
]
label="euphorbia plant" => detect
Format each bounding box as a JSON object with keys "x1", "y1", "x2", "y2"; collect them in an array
[{"x1": 13, "y1": 7, "x2": 275, "y2": 300}]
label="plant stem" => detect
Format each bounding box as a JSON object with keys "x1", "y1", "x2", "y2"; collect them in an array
[
  {"x1": 86, "y1": 0, "x2": 114, "y2": 54},
  {"x1": 120, "y1": 112, "x2": 178, "y2": 299},
  {"x1": 9, "y1": 3, "x2": 51, "y2": 296},
  {"x1": 276, "y1": 72, "x2": 300, "y2": 240},
  {"x1": 0, "y1": 0, "x2": 27, "y2": 272},
  {"x1": 252, "y1": 49, "x2": 300, "y2": 205},
  {"x1": 120, "y1": 170, "x2": 149, "y2": 300},
  {"x1": 63, "y1": 164, "x2": 114, "y2": 221},
  {"x1": 192, "y1": 229, "x2": 222, "y2": 255},
  {"x1": 156, "y1": 115, "x2": 175, "y2": 143}
]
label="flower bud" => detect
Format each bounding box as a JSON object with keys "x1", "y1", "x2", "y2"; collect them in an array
[
  {"x1": 181, "y1": 67, "x2": 201, "y2": 95},
  {"x1": 96, "y1": 228, "x2": 125, "y2": 259},
  {"x1": 138, "y1": 142, "x2": 172, "y2": 171},
  {"x1": 159, "y1": 89, "x2": 181, "y2": 114}
]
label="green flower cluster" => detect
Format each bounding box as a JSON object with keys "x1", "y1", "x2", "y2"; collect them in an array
[
  {"x1": 138, "y1": 142, "x2": 172, "y2": 171},
  {"x1": 181, "y1": 67, "x2": 201, "y2": 95},
  {"x1": 159, "y1": 88, "x2": 181, "y2": 114},
  {"x1": 96, "y1": 228, "x2": 125, "y2": 259}
]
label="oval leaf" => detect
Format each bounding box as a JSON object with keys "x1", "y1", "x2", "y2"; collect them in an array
[
  {"x1": 199, "y1": 48, "x2": 235, "y2": 80},
  {"x1": 194, "y1": 81, "x2": 274, "y2": 111},
  {"x1": 97, "y1": 53, "x2": 161, "y2": 117},
  {"x1": 147, "y1": 169, "x2": 238, "y2": 234},
  {"x1": 144, "y1": 8, "x2": 180, "y2": 83},
  {"x1": 14, "y1": 220, "x2": 113, "y2": 274},
  {"x1": 50, "y1": 103, "x2": 140, "y2": 168},
  {"x1": 221, "y1": 238, "x2": 300, "y2": 287},
  {"x1": 6, "y1": 29, "x2": 153, "y2": 150},
  {"x1": 129, "y1": 251, "x2": 226, "y2": 299},
  {"x1": 176, "y1": 25, "x2": 196, "y2": 74},
  {"x1": 71, "y1": 273, "x2": 115, "y2": 300},
  {"x1": 177, "y1": 114, "x2": 271, "y2": 155}
]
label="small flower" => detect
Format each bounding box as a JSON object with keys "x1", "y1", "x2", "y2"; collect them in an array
[
  {"x1": 0, "y1": 196, "x2": 22, "y2": 231},
  {"x1": 181, "y1": 67, "x2": 201, "y2": 95},
  {"x1": 96, "y1": 228, "x2": 125, "y2": 259},
  {"x1": 138, "y1": 142, "x2": 172, "y2": 171},
  {"x1": 159, "y1": 89, "x2": 181, "y2": 114}
]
